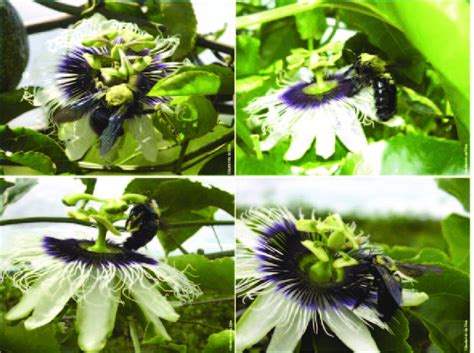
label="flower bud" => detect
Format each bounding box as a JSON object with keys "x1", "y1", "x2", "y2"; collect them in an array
[
  {"x1": 102, "y1": 199, "x2": 128, "y2": 214},
  {"x1": 121, "y1": 194, "x2": 149, "y2": 204}
]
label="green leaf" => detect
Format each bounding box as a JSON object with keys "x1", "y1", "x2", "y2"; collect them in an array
[
  {"x1": 441, "y1": 214, "x2": 469, "y2": 272},
  {"x1": 402, "y1": 249, "x2": 469, "y2": 353},
  {"x1": 236, "y1": 35, "x2": 261, "y2": 78},
  {"x1": 176, "y1": 65, "x2": 234, "y2": 95},
  {"x1": 148, "y1": 71, "x2": 220, "y2": 96},
  {"x1": 148, "y1": 0, "x2": 197, "y2": 60},
  {"x1": 203, "y1": 330, "x2": 234, "y2": 353},
  {"x1": 104, "y1": 0, "x2": 143, "y2": 16},
  {"x1": 0, "y1": 178, "x2": 37, "y2": 215},
  {"x1": 295, "y1": 8, "x2": 327, "y2": 41},
  {"x1": 0, "y1": 125, "x2": 79, "y2": 174},
  {"x1": 167, "y1": 254, "x2": 234, "y2": 296},
  {"x1": 259, "y1": 17, "x2": 305, "y2": 68},
  {"x1": 125, "y1": 178, "x2": 234, "y2": 216},
  {"x1": 169, "y1": 95, "x2": 218, "y2": 140},
  {"x1": 372, "y1": 312, "x2": 412, "y2": 353},
  {"x1": 199, "y1": 151, "x2": 233, "y2": 176},
  {"x1": 1, "y1": 151, "x2": 55, "y2": 175},
  {"x1": 367, "y1": 0, "x2": 470, "y2": 132},
  {"x1": 0, "y1": 87, "x2": 36, "y2": 124},
  {"x1": 80, "y1": 178, "x2": 97, "y2": 195},
  {"x1": 0, "y1": 317, "x2": 61, "y2": 353},
  {"x1": 156, "y1": 208, "x2": 217, "y2": 254},
  {"x1": 346, "y1": 134, "x2": 467, "y2": 176},
  {"x1": 436, "y1": 178, "x2": 470, "y2": 211}
]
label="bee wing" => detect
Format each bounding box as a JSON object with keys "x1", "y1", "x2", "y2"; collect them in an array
[
  {"x1": 397, "y1": 263, "x2": 442, "y2": 277},
  {"x1": 52, "y1": 108, "x2": 83, "y2": 124},
  {"x1": 374, "y1": 265, "x2": 402, "y2": 305},
  {"x1": 99, "y1": 109, "x2": 126, "y2": 156}
]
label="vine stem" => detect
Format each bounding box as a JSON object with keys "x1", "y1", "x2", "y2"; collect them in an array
[
  {"x1": 236, "y1": 1, "x2": 400, "y2": 31},
  {"x1": 0, "y1": 217, "x2": 234, "y2": 229}
]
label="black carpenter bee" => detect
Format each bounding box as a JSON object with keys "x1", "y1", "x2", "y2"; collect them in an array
[
  {"x1": 123, "y1": 200, "x2": 161, "y2": 250},
  {"x1": 343, "y1": 53, "x2": 397, "y2": 122},
  {"x1": 353, "y1": 254, "x2": 440, "y2": 321},
  {"x1": 52, "y1": 100, "x2": 141, "y2": 156}
]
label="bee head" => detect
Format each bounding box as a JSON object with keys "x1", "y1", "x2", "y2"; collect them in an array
[{"x1": 358, "y1": 53, "x2": 388, "y2": 72}]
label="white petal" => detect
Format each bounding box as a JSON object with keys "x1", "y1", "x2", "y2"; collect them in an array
[
  {"x1": 401, "y1": 290, "x2": 429, "y2": 307},
  {"x1": 236, "y1": 292, "x2": 280, "y2": 352},
  {"x1": 314, "y1": 113, "x2": 336, "y2": 159},
  {"x1": 266, "y1": 309, "x2": 311, "y2": 353},
  {"x1": 322, "y1": 304, "x2": 380, "y2": 353},
  {"x1": 260, "y1": 132, "x2": 285, "y2": 151},
  {"x1": 332, "y1": 105, "x2": 368, "y2": 153},
  {"x1": 236, "y1": 220, "x2": 259, "y2": 250},
  {"x1": 76, "y1": 279, "x2": 120, "y2": 352},
  {"x1": 236, "y1": 252, "x2": 259, "y2": 279},
  {"x1": 351, "y1": 87, "x2": 378, "y2": 121},
  {"x1": 284, "y1": 117, "x2": 316, "y2": 161},
  {"x1": 6, "y1": 272, "x2": 58, "y2": 321},
  {"x1": 129, "y1": 277, "x2": 179, "y2": 322},
  {"x1": 126, "y1": 116, "x2": 160, "y2": 162},
  {"x1": 146, "y1": 316, "x2": 171, "y2": 342},
  {"x1": 58, "y1": 117, "x2": 96, "y2": 161},
  {"x1": 24, "y1": 270, "x2": 86, "y2": 330},
  {"x1": 353, "y1": 306, "x2": 389, "y2": 331}
]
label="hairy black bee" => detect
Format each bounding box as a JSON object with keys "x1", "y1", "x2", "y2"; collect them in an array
[
  {"x1": 353, "y1": 254, "x2": 440, "y2": 321},
  {"x1": 123, "y1": 200, "x2": 161, "y2": 250},
  {"x1": 344, "y1": 54, "x2": 397, "y2": 122}
]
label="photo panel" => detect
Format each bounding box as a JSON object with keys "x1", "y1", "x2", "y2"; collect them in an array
[
  {"x1": 235, "y1": 177, "x2": 469, "y2": 352},
  {"x1": 235, "y1": 1, "x2": 469, "y2": 176},
  {"x1": 0, "y1": 176, "x2": 235, "y2": 352},
  {"x1": 1, "y1": 0, "x2": 235, "y2": 175}
]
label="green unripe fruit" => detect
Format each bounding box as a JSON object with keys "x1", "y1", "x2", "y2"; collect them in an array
[{"x1": 0, "y1": 1, "x2": 29, "y2": 92}]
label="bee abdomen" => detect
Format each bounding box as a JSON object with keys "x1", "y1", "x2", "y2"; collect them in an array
[{"x1": 373, "y1": 76, "x2": 397, "y2": 122}]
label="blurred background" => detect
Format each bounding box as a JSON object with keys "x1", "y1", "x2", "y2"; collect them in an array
[{"x1": 236, "y1": 177, "x2": 468, "y2": 250}]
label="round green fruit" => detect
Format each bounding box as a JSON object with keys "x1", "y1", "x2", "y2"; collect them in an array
[{"x1": 0, "y1": 1, "x2": 29, "y2": 92}]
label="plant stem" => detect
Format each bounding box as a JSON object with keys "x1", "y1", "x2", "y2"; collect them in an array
[
  {"x1": 236, "y1": 1, "x2": 400, "y2": 31},
  {"x1": 129, "y1": 320, "x2": 141, "y2": 353},
  {"x1": 308, "y1": 37, "x2": 314, "y2": 51},
  {"x1": 0, "y1": 217, "x2": 234, "y2": 229},
  {"x1": 87, "y1": 224, "x2": 108, "y2": 253}
]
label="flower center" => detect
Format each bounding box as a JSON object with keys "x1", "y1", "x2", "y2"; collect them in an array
[
  {"x1": 302, "y1": 79, "x2": 339, "y2": 96},
  {"x1": 42, "y1": 236, "x2": 157, "y2": 268},
  {"x1": 105, "y1": 84, "x2": 134, "y2": 106}
]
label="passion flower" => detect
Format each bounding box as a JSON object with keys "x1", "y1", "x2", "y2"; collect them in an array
[
  {"x1": 37, "y1": 14, "x2": 182, "y2": 161},
  {"x1": 236, "y1": 208, "x2": 429, "y2": 353}
]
